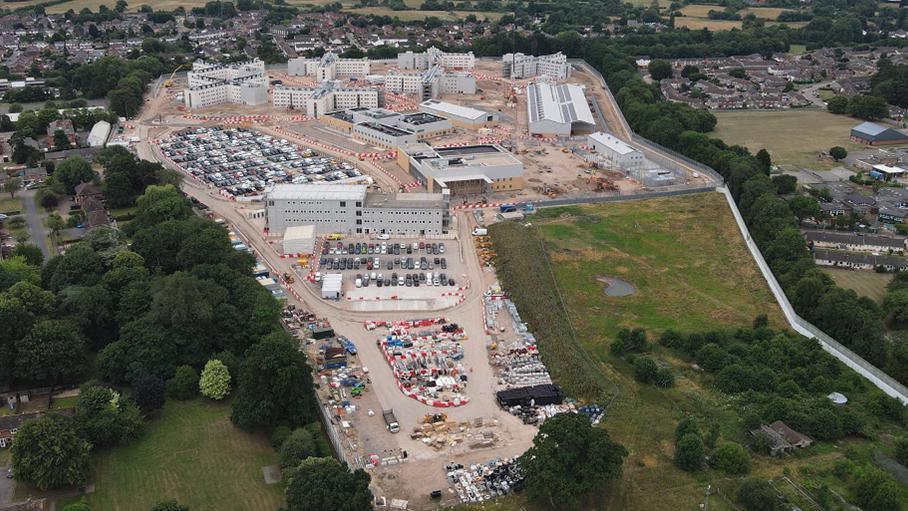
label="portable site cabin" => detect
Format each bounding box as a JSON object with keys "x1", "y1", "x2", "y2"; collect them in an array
[
  {"x1": 496, "y1": 384, "x2": 564, "y2": 408},
  {"x1": 321, "y1": 273, "x2": 343, "y2": 299}
]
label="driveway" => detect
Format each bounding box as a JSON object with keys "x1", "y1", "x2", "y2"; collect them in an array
[{"x1": 20, "y1": 190, "x2": 52, "y2": 261}]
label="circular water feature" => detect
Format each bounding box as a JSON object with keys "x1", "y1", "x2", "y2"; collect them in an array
[{"x1": 597, "y1": 276, "x2": 636, "y2": 297}]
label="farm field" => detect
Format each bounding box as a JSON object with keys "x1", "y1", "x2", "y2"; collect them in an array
[
  {"x1": 711, "y1": 110, "x2": 864, "y2": 169},
  {"x1": 60, "y1": 400, "x2": 283, "y2": 511},
  {"x1": 346, "y1": 6, "x2": 504, "y2": 20},
  {"x1": 822, "y1": 267, "x2": 894, "y2": 302}
]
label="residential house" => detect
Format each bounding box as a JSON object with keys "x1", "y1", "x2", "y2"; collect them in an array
[
  {"x1": 73, "y1": 181, "x2": 102, "y2": 206},
  {"x1": 46, "y1": 119, "x2": 76, "y2": 147},
  {"x1": 749, "y1": 421, "x2": 813, "y2": 456},
  {"x1": 803, "y1": 230, "x2": 906, "y2": 253},
  {"x1": 813, "y1": 248, "x2": 908, "y2": 271}
]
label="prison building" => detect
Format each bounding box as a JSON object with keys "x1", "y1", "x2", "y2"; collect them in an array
[
  {"x1": 183, "y1": 59, "x2": 268, "y2": 109},
  {"x1": 501, "y1": 52, "x2": 571, "y2": 80},
  {"x1": 264, "y1": 183, "x2": 450, "y2": 235},
  {"x1": 527, "y1": 81, "x2": 595, "y2": 136},
  {"x1": 419, "y1": 99, "x2": 499, "y2": 129},
  {"x1": 398, "y1": 143, "x2": 523, "y2": 195},
  {"x1": 272, "y1": 81, "x2": 383, "y2": 117},
  {"x1": 287, "y1": 52, "x2": 371, "y2": 81},
  {"x1": 588, "y1": 131, "x2": 645, "y2": 173},
  {"x1": 384, "y1": 65, "x2": 476, "y2": 101},
  {"x1": 396, "y1": 46, "x2": 475, "y2": 71}
]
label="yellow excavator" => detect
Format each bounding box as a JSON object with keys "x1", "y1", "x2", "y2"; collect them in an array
[{"x1": 163, "y1": 64, "x2": 187, "y2": 88}]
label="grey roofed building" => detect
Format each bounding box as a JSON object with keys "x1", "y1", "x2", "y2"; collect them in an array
[
  {"x1": 850, "y1": 121, "x2": 908, "y2": 145},
  {"x1": 749, "y1": 421, "x2": 812, "y2": 456},
  {"x1": 803, "y1": 230, "x2": 906, "y2": 251},
  {"x1": 813, "y1": 248, "x2": 908, "y2": 271},
  {"x1": 526, "y1": 81, "x2": 595, "y2": 136}
]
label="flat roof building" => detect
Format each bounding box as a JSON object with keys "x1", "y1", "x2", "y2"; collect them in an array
[
  {"x1": 527, "y1": 82, "x2": 595, "y2": 136},
  {"x1": 287, "y1": 52, "x2": 371, "y2": 81},
  {"x1": 502, "y1": 52, "x2": 571, "y2": 80},
  {"x1": 183, "y1": 59, "x2": 268, "y2": 109},
  {"x1": 397, "y1": 46, "x2": 475, "y2": 71},
  {"x1": 385, "y1": 65, "x2": 476, "y2": 101},
  {"x1": 850, "y1": 122, "x2": 908, "y2": 145},
  {"x1": 588, "y1": 131, "x2": 645, "y2": 174},
  {"x1": 320, "y1": 107, "x2": 454, "y2": 147},
  {"x1": 399, "y1": 143, "x2": 523, "y2": 196},
  {"x1": 419, "y1": 99, "x2": 499, "y2": 128},
  {"x1": 265, "y1": 183, "x2": 450, "y2": 235},
  {"x1": 272, "y1": 81, "x2": 383, "y2": 117}
]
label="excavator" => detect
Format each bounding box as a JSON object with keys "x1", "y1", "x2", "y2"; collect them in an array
[{"x1": 163, "y1": 64, "x2": 187, "y2": 88}]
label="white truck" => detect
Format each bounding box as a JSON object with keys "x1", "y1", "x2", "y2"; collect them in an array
[
  {"x1": 472, "y1": 227, "x2": 488, "y2": 236},
  {"x1": 383, "y1": 409, "x2": 400, "y2": 433}
]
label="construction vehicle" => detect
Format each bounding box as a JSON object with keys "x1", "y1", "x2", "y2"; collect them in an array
[
  {"x1": 283, "y1": 272, "x2": 295, "y2": 284},
  {"x1": 164, "y1": 64, "x2": 187, "y2": 88},
  {"x1": 383, "y1": 409, "x2": 400, "y2": 433}
]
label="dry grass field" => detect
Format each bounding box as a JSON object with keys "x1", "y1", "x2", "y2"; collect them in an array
[
  {"x1": 711, "y1": 110, "x2": 865, "y2": 169},
  {"x1": 347, "y1": 6, "x2": 504, "y2": 20},
  {"x1": 823, "y1": 267, "x2": 894, "y2": 302}
]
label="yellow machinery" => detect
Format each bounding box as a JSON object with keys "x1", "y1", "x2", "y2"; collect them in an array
[{"x1": 164, "y1": 64, "x2": 187, "y2": 88}]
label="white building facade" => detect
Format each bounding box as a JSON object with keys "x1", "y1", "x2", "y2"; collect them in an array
[
  {"x1": 502, "y1": 52, "x2": 571, "y2": 80},
  {"x1": 588, "y1": 131, "x2": 645, "y2": 173},
  {"x1": 287, "y1": 52, "x2": 371, "y2": 81},
  {"x1": 384, "y1": 65, "x2": 475, "y2": 100},
  {"x1": 265, "y1": 183, "x2": 450, "y2": 235},
  {"x1": 397, "y1": 46, "x2": 475, "y2": 70},
  {"x1": 183, "y1": 59, "x2": 268, "y2": 109},
  {"x1": 272, "y1": 81, "x2": 382, "y2": 117}
]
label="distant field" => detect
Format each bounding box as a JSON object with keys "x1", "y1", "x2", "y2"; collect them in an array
[
  {"x1": 711, "y1": 110, "x2": 864, "y2": 169},
  {"x1": 65, "y1": 400, "x2": 283, "y2": 511},
  {"x1": 675, "y1": 17, "x2": 743, "y2": 30},
  {"x1": 680, "y1": 4, "x2": 795, "y2": 19},
  {"x1": 788, "y1": 43, "x2": 808, "y2": 55},
  {"x1": 823, "y1": 267, "x2": 893, "y2": 302},
  {"x1": 741, "y1": 6, "x2": 795, "y2": 19}
]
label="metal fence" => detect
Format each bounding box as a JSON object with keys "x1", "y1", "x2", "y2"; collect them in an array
[{"x1": 531, "y1": 185, "x2": 716, "y2": 209}]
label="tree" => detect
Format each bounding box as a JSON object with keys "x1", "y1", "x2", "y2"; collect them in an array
[
  {"x1": 231, "y1": 332, "x2": 317, "y2": 431},
  {"x1": 755, "y1": 149, "x2": 771, "y2": 175},
  {"x1": 62, "y1": 503, "x2": 91, "y2": 511},
  {"x1": 53, "y1": 129, "x2": 72, "y2": 150},
  {"x1": 199, "y1": 359, "x2": 231, "y2": 400},
  {"x1": 675, "y1": 433, "x2": 704, "y2": 471},
  {"x1": 11, "y1": 414, "x2": 91, "y2": 490},
  {"x1": 149, "y1": 500, "x2": 189, "y2": 511},
  {"x1": 3, "y1": 177, "x2": 21, "y2": 198},
  {"x1": 829, "y1": 146, "x2": 848, "y2": 161},
  {"x1": 166, "y1": 365, "x2": 199, "y2": 400},
  {"x1": 854, "y1": 466, "x2": 902, "y2": 511},
  {"x1": 826, "y1": 95, "x2": 849, "y2": 114},
  {"x1": 131, "y1": 185, "x2": 192, "y2": 231},
  {"x1": 47, "y1": 213, "x2": 65, "y2": 243},
  {"x1": 14, "y1": 319, "x2": 88, "y2": 384},
  {"x1": 133, "y1": 374, "x2": 166, "y2": 414},
  {"x1": 280, "y1": 427, "x2": 318, "y2": 469},
  {"x1": 73, "y1": 384, "x2": 143, "y2": 448},
  {"x1": 848, "y1": 95, "x2": 888, "y2": 121},
  {"x1": 736, "y1": 478, "x2": 778, "y2": 511},
  {"x1": 895, "y1": 436, "x2": 908, "y2": 466},
  {"x1": 0, "y1": 256, "x2": 39, "y2": 291},
  {"x1": 54, "y1": 157, "x2": 96, "y2": 194},
  {"x1": 521, "y1": 413, "x2": 627, "y2": 509},
  {"x1": 648, "y1": 59, "x2": 673, "y2": 81},
  {"x1": 633, "y1": 356, "x2": 658, "y2": 384},
  {"x1": 10, "y1": 244, "x2": 43, "y2": 266},
  {"x1": 285, "y1": 457, "x2": 372, "y2": 511},
  {"x1": 712, "y1": 442, "x2": 751, "y2": 474},
  {"x1": 788, "y1": 195, "x2": 822, "y2": 223}
]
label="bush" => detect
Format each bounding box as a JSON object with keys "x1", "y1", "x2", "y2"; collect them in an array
[
  {"x1": 166, "y1": 365, "x2": 199, "y2": 400},
  {"x1": 199, "y1": 359, "x2": 231, "y2": 400},
  {"x1": 280, "y1": 427, "x2": 318, "y2": 469},
  {"x1": 895, "y1": 436, "x2": 908, "y2": 466},
  {"x1": 633, "y1": 356, "x2": 658, "y2": 384},
  {"x1": 736, "y1": 478, "x2": 778, "y2": 511},
  {"x1": 271, "y1": 425, "x2": 292, "y2": 449},
  {"x1": 654, "y1": 367, "x2": 675, "y2": 388},
  {"x1": 675, "y1": 433, "x2": 704, "y2": 472},
  {"x1": 712, "y1": 441, "x2": 751, "y2": 474}
]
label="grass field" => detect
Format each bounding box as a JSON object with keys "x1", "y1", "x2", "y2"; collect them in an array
[
  {"x1": 488, "y1": 193, "x2": 789, "y2": 510},
  {"x1": 711, "y1": 110, "x2": 865, "y2": 169},
  {"x1": 0, "y1": 196, "x2": 22, "y2": 214},
  {"x1": 347, "y1": 6, "x2": 504, "y2": 20},
  {"x1": 822, "y1": 267, "x2": 894, "y2": 302},
  {"x1": 66, "y1": 400, "x2": 283, "y2": 511}
]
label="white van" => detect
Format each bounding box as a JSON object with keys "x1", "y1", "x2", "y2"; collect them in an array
[
  {"x1": 472, "y1": 227, "x2": 488, "y2": 236},
  {"x1": 376, "y1": 233, "x2": 390, "y2": 240},
  {"x1": 426, "y1": 272, "x2": 433, "y2": 286},
  {"x1": 355, "y1": 278, "x2": 362, "y2": 288}
]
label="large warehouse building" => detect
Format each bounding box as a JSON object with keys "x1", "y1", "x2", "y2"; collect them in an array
[
  {"x1": 419, "y1": 99, "x2": 499, "y2": 128},
  {"x1": 183, "y1": 59, "x2": 268, "y2": 109},
  {"x1": 287, "y1": 52, "x2": 371, "y2": 81},
  {"x1": 320, "y1": 107, "x2": 454, "y2": 146},
  {"x1": 272, "y1": 81, "x2": 383, "y2": 116},
  {"x1": 397, "y1": 46, "x2": 475, "y2": 70},
  {"x1": 265, "y1": 183, "x2": 450, "y2": 235},
  {"x1": 398, "y1": 143, "x2": 523, "y2": 195},
  {"x1": 501, "y1": 52, "x2": 571, "y2": 80},
  {"x1": 850, "y1": 122, "x2": 908, "y2": 146},
  {"x1": 526, "y1": 81, "x2": 595, "y2": 136}
]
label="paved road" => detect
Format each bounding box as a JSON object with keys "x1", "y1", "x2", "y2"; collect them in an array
[{"x1": 20, "y1": 190, "x2": 52, "y2": 261}]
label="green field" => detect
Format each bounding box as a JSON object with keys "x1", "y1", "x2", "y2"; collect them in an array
[
  {"x1": 712, "y1": 110, "x2": 866, "y2": 169},
  {"x1": 822, "y1": 267, "x2": 894, "y2": 302},
  {"x1": 66, "y1": 400, "x2": 283, "y2": 511},
  {"x1": 0, "y1": 196, "x2": 22, "y2": 214},
  {"x1": 347, "y1": 6, "x2": 504, "y2": 20}
]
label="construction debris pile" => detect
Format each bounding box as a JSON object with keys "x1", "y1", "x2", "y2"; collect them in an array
[
  {"x1": 445, "y1": 458, "x2": 525, "y2": 503},
  {"x1": 368, "y1": 318, "x2": 470, "y2": 407},
  {"x1": 483, "y1": 288, "x2": 572, "y2": 424},
  {"x1": 412, "y1": 415, "x2": 500, "y2": 451}
]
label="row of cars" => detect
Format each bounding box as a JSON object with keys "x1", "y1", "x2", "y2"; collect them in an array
[
  {"x1": 160, "y1": 126, "x2": 364, "y2": 197},
  {"x1": 355, "y1": 271, "x2": 455, "y2": 288},
  {"x1": 322, "y1": 255, "x2": 449, "y2": 272},
  {"x1": 323, "y1": 240, "x2": 446, "y2": 256}
]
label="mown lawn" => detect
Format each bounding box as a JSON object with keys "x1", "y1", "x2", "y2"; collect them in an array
[
  {"x1": 822, "y1": 267, "x2": 894, "y2": 303},
  {"x1": 0, "y1": 196, "x2": 22, "y2": 214},
  {"x1": 71, "y1": 399, "x2": 283, "y2": 511}
]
